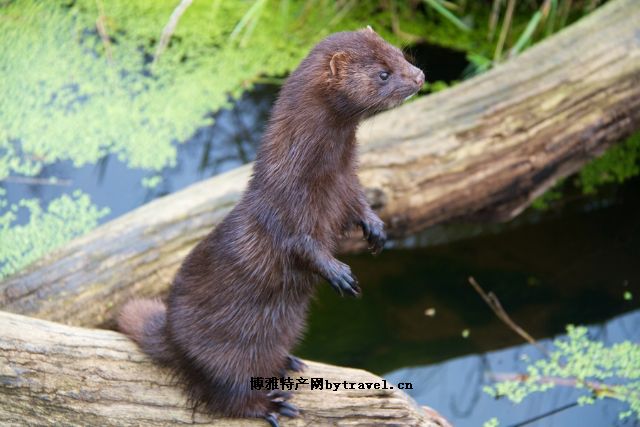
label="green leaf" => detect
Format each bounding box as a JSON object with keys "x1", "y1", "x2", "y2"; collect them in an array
[
  {"x1": 510, "y1": 11, "x2": 543, "y2": 56},
  {"x1": 423, "y1": 0, "x2": 471, "y2": 32}
]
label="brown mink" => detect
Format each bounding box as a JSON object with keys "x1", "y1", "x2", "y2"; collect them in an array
[{"x1": 118, "y1": 27, "x2": 424, "y2": 426}]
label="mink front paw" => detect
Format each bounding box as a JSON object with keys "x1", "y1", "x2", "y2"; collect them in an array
[
  {"x1": 359, "y1": 219, "x2": 386, "y2": 255},
  {"x1": 323, "y1": 260, "x2": 360, "y2": 297}
]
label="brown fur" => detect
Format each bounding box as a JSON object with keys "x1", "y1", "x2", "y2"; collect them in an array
[{"x1": 118, "y1": 28, "x2": 423, "y2": 425}]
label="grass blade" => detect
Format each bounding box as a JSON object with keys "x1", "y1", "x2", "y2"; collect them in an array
[
  {"x1": 423, "y1": 0, "x2": 471, "y2": 32},
  {"x1": 510, "y1": 10, "x2": 542, "y2": 56},
  {"x1": 230, "y1": 0, "x2": 268, "y2": 42}
]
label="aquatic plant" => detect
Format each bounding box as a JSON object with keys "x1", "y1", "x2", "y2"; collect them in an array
[
  {"x1": 578, "y1": 131, "x2": 640, "y2": 194},
  {"x1": 484, "y1": 325, "x2": 640, "y2": 421},
  {"x1": 482, "y1": 417, "x2": 500, "y2": 427},
  {"x1": 0, "y1": 190, "x2": 109, "y2": 279},
  {"x1": 532, "y1": 131, "x2": 640, "y2": 210}
]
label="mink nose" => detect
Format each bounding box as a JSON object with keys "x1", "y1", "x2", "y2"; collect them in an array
[{"x1": 413, "y1": 69, "x2": 425, "y2": 87}]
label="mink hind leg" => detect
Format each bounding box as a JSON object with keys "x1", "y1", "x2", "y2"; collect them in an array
[
  {"x1": 176, "y1": 355, "x2": 301, "y2": 422},
  {"x1": 179, "y1": 369, "x2": 300, "y2": 422},
  {"x1": 201, "y1": 379, "x2": 299, "y2": 425}
]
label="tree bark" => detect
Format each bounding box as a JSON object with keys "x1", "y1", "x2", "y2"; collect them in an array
[
  {"x1": 1, "y1": 0, "x2": 639, "y2": 328},
  {"x1": 0, "y1": 311, "x2": 441, "y2": 427}
]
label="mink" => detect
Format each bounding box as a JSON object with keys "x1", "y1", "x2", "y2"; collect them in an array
[{"x1": 118, "y1": 27, "x2": 424, "y2": 427}]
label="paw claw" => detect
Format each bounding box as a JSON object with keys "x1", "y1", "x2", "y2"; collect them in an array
[
  {"x1": 278, "y1": 401, "x2": 300, "y2": 418},
  {"x1": 329, "y1": 279, "x2": 344, "y2": 296},
  {"x1": 286, "y1": 355, "x2": 307, "y2": 372},
  {"x1": 359, "y1": 219, "x2": 386, "y2": 255},
  {"x1": 264, "y1": 412, "x2": 280, "y2": 427},
  {"x1": 266, "y1": 393, "x2": 299, "y2": 423},
  {"x1": 323, "y1": 260, "x2": 360, "y2": 298},
  {"x1": 333, "y1": 271, "x2": 359, "y2": 297},
  {"x1": 267, "y1": 390, "x2": 292, "y2": 401}
]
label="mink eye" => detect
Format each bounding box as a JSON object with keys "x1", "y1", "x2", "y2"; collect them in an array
[{"x1": 379, "y1": 71, "x2": 390, "y2": 81}]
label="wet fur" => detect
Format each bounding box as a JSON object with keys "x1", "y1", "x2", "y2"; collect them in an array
[{"x1": 118, "y1": 28, "x2": 423, "y2": 423}]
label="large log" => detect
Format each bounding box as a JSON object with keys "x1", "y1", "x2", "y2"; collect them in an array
[
  {"x1": 0, "y1": 311, "x2": 441, "y2": 427},
  {"x1": 1, "y1": 0, "x2": 640, "y2": 327}
]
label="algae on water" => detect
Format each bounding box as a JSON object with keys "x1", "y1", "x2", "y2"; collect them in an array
[
  {"x1": 0, "y1": 190, "x2": 109, "y2": 278},
  {"x1": 1, "y1": 0, "x2": 504, "y2": 182},
  {"x1": 484, "y1": 325, "x2": 640, "y2": 421},
  {"x1": 0, "y1": 0, "x2": 488, "y2": 278}
]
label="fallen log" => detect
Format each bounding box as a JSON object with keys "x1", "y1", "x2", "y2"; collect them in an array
[
  {"x1": 1, "y1": 0, "x2": 639, "y2": 327},
  {"x1": 0, "y1": 311, "x2": 441, "y2": 426}
]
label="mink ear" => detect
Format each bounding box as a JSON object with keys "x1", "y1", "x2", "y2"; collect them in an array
[
  {"x1": 329, "y1": 52, "x2": 347, "y2": 76},
  {"x1": 366, "y1": 25, "x2": 375, "y2": 33}
]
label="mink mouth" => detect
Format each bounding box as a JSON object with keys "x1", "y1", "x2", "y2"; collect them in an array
[
  {"x1": 400, "y1": 85, "x2": 422, "y2": 102},
  {"x1": 371, "y1": 86, "x2": 422, "y2": 113}
]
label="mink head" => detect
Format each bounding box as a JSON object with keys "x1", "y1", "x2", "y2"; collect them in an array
[{"x1": 316, "y1": 27, "x2": 425, "y2": 119}]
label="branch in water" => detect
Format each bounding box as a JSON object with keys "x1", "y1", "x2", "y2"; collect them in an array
[
  {"x1": 467, "y1": 276, "x2": 549, "y2": 356},
  {"x1": 1, "y1": 176, "x2": 72, "y2": 187}
]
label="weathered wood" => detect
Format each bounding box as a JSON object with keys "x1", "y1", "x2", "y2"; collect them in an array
[
  {"x1": 0, "y1": 311, "x2": 440, "y2": 427},
  {"x1": 1, "y1": 0, "x2": 639, "y2": 327}
]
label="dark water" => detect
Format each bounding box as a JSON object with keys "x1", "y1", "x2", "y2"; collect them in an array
[
  {"x1": 296, "y1": 176, "x2": 640, "y2": 374},
  {"x1": 5, "y1": 44, "x2": 639, "y2": 425},
  {"x1": 294, "y1": 178, "x2": 640, "y2": 426}
]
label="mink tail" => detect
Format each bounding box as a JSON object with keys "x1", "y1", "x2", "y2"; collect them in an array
[{"x1": 117, "y1": 298, "x2": 173, "y2": 365}]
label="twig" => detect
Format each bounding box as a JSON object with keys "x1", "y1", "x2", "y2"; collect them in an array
[
  {"x1": 488, "y1": 0, "x2": 503, "y2": 41},
  {"x1": 507, "y1": 401, "x2": 579, "y2": 427},
  {"x1": 469, "y1": 277, "x2": 620, "y2": 404},
  {"x1": 153, "y1": 0, "x2": 193, "y2": 65},
  {"x1": 95, "y1": 0, "x2": 113, "y2": 63},
  {"x1": 558, "y1": 0, "x2": 573, "y2": 29},
  {"x1": 493, "y1": 0, "x2": 516, "y2": 62},
  {"x1": 1, "y1": 176, "x2": 72, "y2": 186},
  {"x1": 489, "y1": 372, "x2": 617, "y2": 397},
  {"x1": 540, "y1": 0, "x2": 552, "y2": 18},
  {"x1": 468, "y1": 276, "x2": 549, "y2": 356}
]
